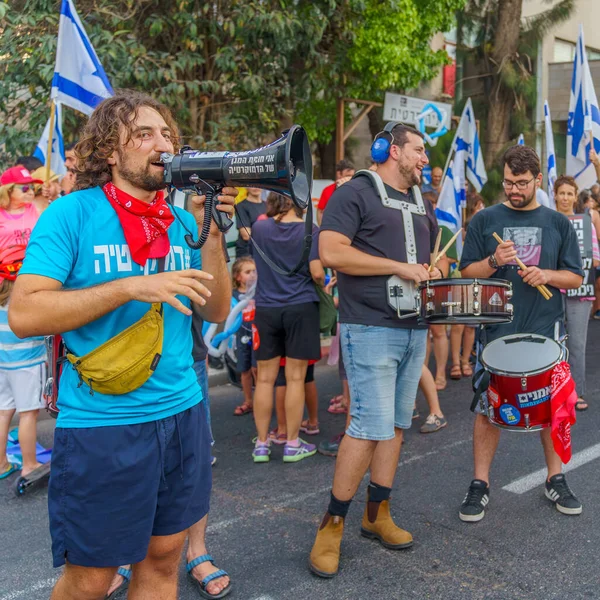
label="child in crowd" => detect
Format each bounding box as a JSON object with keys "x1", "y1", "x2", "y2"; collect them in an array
[
  {"x1": 232, "y1": 256, "x2": 257, "y2": 416},
  {"x1": 0, "y1": 245, "x2": 46, "y2": 479}
]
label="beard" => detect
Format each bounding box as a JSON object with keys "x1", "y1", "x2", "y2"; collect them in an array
[
  {"x1": 397, "y1": 160, "x2": 420, "y2": 187},
  {"x1": 506, "y1": 187, "x2": 536, "y2": 209},
  {"x1": 116, "y1": 149, "x2": 166, "y2": 192}
]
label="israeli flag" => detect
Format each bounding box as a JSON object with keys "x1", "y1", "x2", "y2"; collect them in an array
[
  {"x1": 33, "y1": 103, "x2": 67, "y2": 177},
  {"x1": 544, "y1": 101, "x2": 557, "y2": 208},
  {"x1": 567, "y1": 24, "x2": 600, "y2": 188},
  {"x1": 517, "y1": 133, "x2": 525, "y2": 145},
  {"x1": 436, "y1": 159, "x2": 465, "y2": 234},
  {"x1": 51, "y1": 0, "x2": 113, "y2": 116},
  {"x1": 452, "y1": 98, "x2": 488, "y2": 192}
]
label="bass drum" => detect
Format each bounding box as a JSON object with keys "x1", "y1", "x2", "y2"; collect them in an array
[
  {"x1": 418, "y1": 278, "x2": 513, "y2": 324},
  {"x1": 480, "y1": 334, "x2": 564, "y2": 431}
]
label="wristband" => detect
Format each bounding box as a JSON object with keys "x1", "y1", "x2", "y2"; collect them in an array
[{"x1": 488, "y1": 253, "x2": 498, "y2": 270}]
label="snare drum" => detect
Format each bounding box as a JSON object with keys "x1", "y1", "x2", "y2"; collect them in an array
[
  {"x1": 418, "y1": 278, "x2": 513, "y2": 324},
  {"x1": 480, "y1": 334, "x2": 564, "y2": 431}
]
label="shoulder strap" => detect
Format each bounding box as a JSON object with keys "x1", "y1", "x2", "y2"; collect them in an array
[{"x1": 157, "y1": 257, "x2": 166, "y2": 273}]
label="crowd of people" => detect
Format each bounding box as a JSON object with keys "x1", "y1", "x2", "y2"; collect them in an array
[{"x1": 0, "y1": 89, "x2": 599, "y2": 598}]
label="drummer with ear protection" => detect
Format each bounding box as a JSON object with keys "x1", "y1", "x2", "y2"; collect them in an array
[
  {"x1": 309, "y1": 123, "x2": 442, "y2": 579},
  {"x1": 458, "y1": 144, "x2": 584, "y2": 523}
]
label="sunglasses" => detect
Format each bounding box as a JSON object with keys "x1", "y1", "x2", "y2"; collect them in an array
[{"x1": 13, "y1": 185, "x2": 31, "y2": 193}]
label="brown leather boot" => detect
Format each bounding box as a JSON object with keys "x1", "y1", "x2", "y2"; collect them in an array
[
  {"x1": 309, "y1": 512, "x2": 345, "y2": 578},
  {"x1": 360, "y1": 495, "x2": 413, "y2": 550}
]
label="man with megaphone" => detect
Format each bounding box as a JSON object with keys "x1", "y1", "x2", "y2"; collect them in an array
[
  {"x1": 309, "y1": 123, "x2": 442, "y2": 578},
  {"x1": 9, "y1": 90, "x2": 236, "y2": 600}
]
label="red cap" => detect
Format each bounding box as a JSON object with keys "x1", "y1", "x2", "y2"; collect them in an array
[{"x1": 0, "y1": 166, "x2": 43, "y2": 186}]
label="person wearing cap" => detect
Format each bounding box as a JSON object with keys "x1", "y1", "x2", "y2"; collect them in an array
[
  {"x1": 30, "y1": 167, "x2": 61, "y2": 214},
  {"x1": 0, "y1": 166, "x2": 42, "y2": 248}
]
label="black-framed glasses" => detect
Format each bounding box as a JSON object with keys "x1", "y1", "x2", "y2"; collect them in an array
[{"x1": 502, "y1": 177, "x2": 535, "y2": 190}]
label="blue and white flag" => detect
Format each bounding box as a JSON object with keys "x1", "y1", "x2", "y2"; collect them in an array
[
  {"x1": 517, "y1": 133, "x2": 525, "y2": 146},
  {"x1": 436, "y1": 159, "x2": 465, "y2": 234},
  {"x1": 567, "y1": 24, "x2": 600, "y2": 188},
  {"x1": 544, "y1": 101, "x2": 557, "y2": 209},
  {"x1": 452, "y1": 98, "x2": 487, "y2": 192},
  {"x1": 33, "y1": 103, "x2": 67, "y2": 177},
  {"x1": 51, "y1": 0, "x2": 113, "y2": 116}
]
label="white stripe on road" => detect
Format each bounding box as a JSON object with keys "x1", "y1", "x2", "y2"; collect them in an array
[
  {"x1": 502, "y1": 442, "x2": 600, "y2": 494},
  {"x1": 208, "y1": 438, "x2": 470, "y2": 533},
  {"x1": 0, "y1": 578, "x2": 58, "y2": 600}
]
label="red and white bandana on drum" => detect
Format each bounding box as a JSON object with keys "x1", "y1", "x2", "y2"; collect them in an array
[
  {"x1": 550, "y1": 361, "x2": 577, "y2": 464},
  {"x1": 103, "y1": 182, "x2": 174, "y2": 266}
]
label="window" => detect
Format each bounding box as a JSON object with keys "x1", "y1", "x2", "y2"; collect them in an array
[{"x1": 553, "y1": 38, "x2": 600, "y2": 63}]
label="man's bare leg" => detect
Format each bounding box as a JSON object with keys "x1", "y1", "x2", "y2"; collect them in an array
[
  {"x1": 369, "y1": 428, "x2": 404, "y2": 487},
  {"x1": 50, "y1": 564, "x2": 116, "y2": 600},
  {"x1": 331, "y1": 435, "x2": 378, "y2": 501},
  {"x1": 540, "y1": 428, "x2": 562, "y2": 480},
  {"x1": 128, "y1": 531, "x2": 187, "y2": 600},
  {"x1": 473, "y1": 414, "x2": 501, "y2": 484}
]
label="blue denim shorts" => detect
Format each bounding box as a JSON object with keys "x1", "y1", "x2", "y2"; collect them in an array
[
  {"x1": 341, "y1": 324, "x2": 427, "y2": 441},
  {"x1": 49, "y1": 400, "x2": 211, "y2": 568}
]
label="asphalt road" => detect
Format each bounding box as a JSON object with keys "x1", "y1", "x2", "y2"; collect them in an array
[{"x1": 2, "y1": 324, "x2": 600, "y2": 600}]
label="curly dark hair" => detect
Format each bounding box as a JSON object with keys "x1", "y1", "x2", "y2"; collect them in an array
[
  {"x1": 74, "y1": 90, "x2": 180, "y2": 191},
  {"x1": 265, "y1": 191, "x2": 302, "y2": 219},
  {"x1": 503, "y1": 145, "x2": 541, "y2": 178}
]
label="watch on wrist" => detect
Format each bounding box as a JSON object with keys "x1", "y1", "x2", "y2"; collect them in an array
[{"x1": 488, "y1": 253, "x2": 499, "y2": 270}]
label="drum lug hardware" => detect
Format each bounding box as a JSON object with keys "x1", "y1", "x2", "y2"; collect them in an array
[
  {"x1": 473, "y1": 285, "x2": 480, "y2": 296},
  {"x1": 521, "y1": 377, "x2": 527, "y2": 391},
  {"x1": 507, "y1": 303, "x2": 514, "y2": 314},
  {"x1": 427, "y1": 288, "x2": 434, "y2": 298},
  {"x1": 473, "y1": 301, "x2": 480, "y2": 316},
  {"x1": 506, "y1": 289, "x2": 513, "y2": 299},
  {"x1": 525, "y1": 414, "x2": 531, "y2": 429},
  {"x1": 426, "y1": 302, "x2": 435, "y2": 313},
  {"x1": 441, "y1": 301, "x2": 461, "y2": 316}
]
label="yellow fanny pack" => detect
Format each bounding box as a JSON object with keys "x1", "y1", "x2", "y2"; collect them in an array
[{"x1": 67, "y1": 303, "x2": 164, "y2": 396}]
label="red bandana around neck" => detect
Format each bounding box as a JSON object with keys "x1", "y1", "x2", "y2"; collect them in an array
[{"x1": 103, "y1": 182, "x2": 174, "y2": 266}]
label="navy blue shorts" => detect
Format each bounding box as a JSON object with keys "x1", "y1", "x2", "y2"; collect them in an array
[{"x1": 49, "y1": 401, "x2": 211, "y2": 568}]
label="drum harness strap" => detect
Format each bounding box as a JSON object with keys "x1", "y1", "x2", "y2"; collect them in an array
[{"x1": 353, "y1": 170, "x2": 426, "y2": 319}]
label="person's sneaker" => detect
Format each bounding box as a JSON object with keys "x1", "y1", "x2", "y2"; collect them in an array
[
  {"x1": 545, "y1": 474, "x2": 582, "y2": 515},
  {"x1": 420, "y1": 414, "x2": 448, "y2": 434},
  {"x1": 252, "y1": 441, "x2": 271, "y2": 463},
  {"x1": 318, "y1": 433, "x2": 344, "y2": 457},
  {"x1": 459, "y1": 479, "x2": 490, "y2": 522},
  {"x1": 594, "y1": 310, "x2": 600, "y2": 320},
  {"x1": 283, "y1": 438, "x2": 317, "y2": 463}
]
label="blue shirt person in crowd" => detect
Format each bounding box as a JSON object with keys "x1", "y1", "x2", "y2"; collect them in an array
[{"x1": 9, "y1": 91, "x2": 235, "y2": 600}]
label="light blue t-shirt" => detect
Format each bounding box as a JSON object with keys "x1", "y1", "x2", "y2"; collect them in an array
[
  {"x1": 20, "y1": 186, "x2": 203, "y2": 428},
  {"x1": 0, "y1": 305, "x2": 45, "y2": 370}
]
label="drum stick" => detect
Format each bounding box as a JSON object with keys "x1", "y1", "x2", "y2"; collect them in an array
[
  {"x1": 429, "y1": 230, "x2": 443, "y2": 272},
  {"x1": 432, "y1": 229, "x2": 462, "y2": 268},
  {"x1": 492, "y1": 232, "x2": 552, "y2": 300}
]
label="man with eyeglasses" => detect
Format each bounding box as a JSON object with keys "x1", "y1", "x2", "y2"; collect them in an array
[{"x1": 457, "y1": 145, "x2": 584, "y2": 522}]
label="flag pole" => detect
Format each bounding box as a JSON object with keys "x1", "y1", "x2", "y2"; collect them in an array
[{"x1": 45, "y1": 100, "x2": 57, "y2": 183}]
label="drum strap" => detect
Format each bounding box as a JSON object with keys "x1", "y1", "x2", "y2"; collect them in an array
[
  {"x1": 353, "y1": 170, "x2": 426, "y2": 264},
  {"x1": 470, "y1": 370, "x2": 490, "y2": 413}
]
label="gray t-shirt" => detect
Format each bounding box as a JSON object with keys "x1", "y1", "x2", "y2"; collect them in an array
[
  {"x1": 320, "y1": 173, "x2": 438, "y2": 329},
  {"x1": 460, "y1": 203, "x2": 583, "y2": 342}
]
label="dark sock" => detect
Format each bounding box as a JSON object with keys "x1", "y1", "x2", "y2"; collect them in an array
[
  {"x1": 368, "y1": 481, "x2": 392, "y2": 503},
  {"x1": 328, "y1": 492, "x2": 352, "y2": 518}
]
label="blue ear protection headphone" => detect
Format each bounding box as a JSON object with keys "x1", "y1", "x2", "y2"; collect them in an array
[{"x1": 370, "y1": 121, "x2": 401, "y2": 164}]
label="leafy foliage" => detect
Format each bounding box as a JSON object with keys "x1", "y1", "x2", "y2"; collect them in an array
[{"x1": 1, "y1": 0, "x2": 465, "y2": 168}]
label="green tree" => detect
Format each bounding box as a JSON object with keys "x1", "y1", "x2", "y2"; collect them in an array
[{"x1": 1, "y1": 0, "x2": 465, "y2": 174}]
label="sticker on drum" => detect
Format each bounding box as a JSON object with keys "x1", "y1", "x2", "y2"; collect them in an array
[
  {"x1": 489, "y1": 292, "x2": 503, "y2": 306},
  {"x1": 499, "y1": 404, "x2": 521, "y2": 425},
  {"x1": 488, "y1": 386, "x2": 500, "y2": 408}
]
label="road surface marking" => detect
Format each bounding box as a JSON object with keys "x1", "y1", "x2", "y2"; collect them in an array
[{"x1": 502, "y1": 441, "x2": 600, "y2": 494}]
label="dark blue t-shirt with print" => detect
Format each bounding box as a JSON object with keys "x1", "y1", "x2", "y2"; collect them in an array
[
  {"x1": 460, "y1": 203, "x2": 583, "y2": 342},
  {"x1": 251, "y1": 218, "x2": 320, "y2": 307}
]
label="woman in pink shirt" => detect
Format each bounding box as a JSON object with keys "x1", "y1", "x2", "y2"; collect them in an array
[{"x1": 0, "y1": 166, "x2": 42, "y2": 248}]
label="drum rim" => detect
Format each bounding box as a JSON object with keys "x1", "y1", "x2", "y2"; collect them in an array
[
  {"x1": 481, "y1": 334, "x2": 563, "y2": 377},
  {"x1": 419, "y1": 278, "x2": 512, "y2": 289}
]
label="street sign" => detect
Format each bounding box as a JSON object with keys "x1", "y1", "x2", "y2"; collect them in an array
[{"x1": 383, "y1": 93, "x2": 453, "y2": 129}]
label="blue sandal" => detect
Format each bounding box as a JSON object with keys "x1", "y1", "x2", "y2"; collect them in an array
[
  {"x1": 186, "y1": 554, "x2": 231, "y2": 599},
  {"x1": 105, "y1": 566, "x2": 131, "y2": 600},
  {"x1": 0, "y1": 462, "x2": 19, "y2": 480}
]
